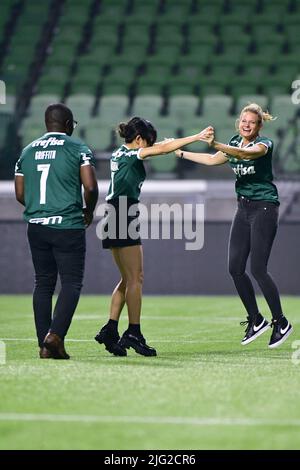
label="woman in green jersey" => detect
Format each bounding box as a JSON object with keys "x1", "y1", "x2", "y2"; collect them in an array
[
  {"x1": 95, "y1": 116, "x2": 212, "y2": 357},
  {"x1": 175, "y1": 103, "x2": 293, "y2": 349}
]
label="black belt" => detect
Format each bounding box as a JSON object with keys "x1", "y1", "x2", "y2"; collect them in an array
[{"x1": 238, "y1": 196, "x2": 279, "y2": 206}]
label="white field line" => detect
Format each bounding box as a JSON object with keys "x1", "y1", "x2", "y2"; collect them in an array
[
  {"x1": 73, "y1": 315, "x2": 241, "y2": 321},
  {"x1": 0, "y1": 413, "x2": 299, "y2": 427},
  {"x1": 8, "y1": 314, "x2": 300, "y2": 325}
]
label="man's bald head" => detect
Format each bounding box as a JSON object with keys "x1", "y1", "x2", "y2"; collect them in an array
[{"x1": 45, "y1": 103, "x2": 74, "y2": 136}]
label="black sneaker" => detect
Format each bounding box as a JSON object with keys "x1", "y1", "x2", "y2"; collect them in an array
[
  {"x1": 118, "y1": 331, "x2": 157, "y2": 357},
  {"x1": 95, "y1": 324, "x2": 127, "y2": 356},
  {"x1": 240, "y1": 315, "x2": 270, "y2": 345},
  {"x1": 269, "y1": 317, "x2": 293, "y2": 349}
]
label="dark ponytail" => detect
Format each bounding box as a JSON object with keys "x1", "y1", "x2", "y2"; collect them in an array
[
  {"x1": 117, "y1": 116, "x2": 157, "y2": 146},
  {"x1": 118, "y1": 122, "x2": 127, "y2": 138}
]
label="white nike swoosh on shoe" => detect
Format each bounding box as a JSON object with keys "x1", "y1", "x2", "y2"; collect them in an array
[
  {"x1": 253, "y1": 319, "x2": 266, "y2": 332},
  {"x1": 280, "y1": 323, "x2": 290, "y2": 335}
]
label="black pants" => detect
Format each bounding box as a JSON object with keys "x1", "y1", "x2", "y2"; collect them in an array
[
  {"x1": 228, "y1": 198, "x2": 283, "y2": 320},
  {"x1": 27, "y1": 224, "x2": 86, "y2": 347}
]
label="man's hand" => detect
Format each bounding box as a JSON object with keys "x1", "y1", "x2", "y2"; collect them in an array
[{"x1": 83, "y1": 208, "x2": 93, "y2": 227}]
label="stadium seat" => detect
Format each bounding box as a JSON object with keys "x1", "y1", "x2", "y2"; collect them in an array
[
  {"x1": 0, "y1": 112, "x2": 12, "y2": 149},
  {"x1": 167, "y1": 82, "x2": 197, "y2": 96},
  {"x1": 148, "y1": 154, "x2": 178, "y2": 176},
  {"x1": 236, "y1": 95, "x2": 269, "y2": 112},
  {"x1": 263, "y1": 78, "x2": 290, "y2": 98},
  {"x1": 116, "y1": 44, "x2": 148, "y2": 65},
  {"x1": 242, "y1": 64, "x2": 271, "y2": 80},
  {"x1": 168, "y1": 95, "x2": 199, "y2": 126},
  {"x1": 179, "y1": 49, "x2": 212, "y2": 68},
  {"x1": 215, "y1": 125, "x2": 235, "y2": 144},
  {"x1": 131, "y1": 95, "x2": 163, "y2": 121},
  {"x1": 200, "y1": 77, "x2": 228, "y2": 96},
  {"x1": 162, "y1": 0, "x2": 192, "y2": 18},
  {"x1": 1, "y1": 95, "x2": 16, "y2": 113},
  {"x1": 84, "y1": 120, "x2": 113, "y2": 152},
  {"x1": 101, "y1": 82, "x2": 130, "y2": 96},
  {"x1": 170, "y1": 73, "x2": 200, "y2": 94},
  {"x1": 106, "y1": 65, "x2": 136, "y2": 84},
  {"x1": 71, "y1": 78, "x2": 99, "y2": 95},
  {"x1": 270, "y1": 95, "x2": 299, "y2": 128},
  {"x1": 65, "y1": 95, "x2": 95, "y2": 124},
  {"x1": 147, "y1": 45, "x2": 183, "y2": 66},
  {"x1": 131, "y1": 0, "x2": 160, "y2": 15},
  {"x1": 230, "y1": 78, "x2": 259, "y2": 100},
  {"x1": 97, "y1": 95, "x2": 129, "y2": 126},
  {"x1": 201, "y1": 95, "x2": 233, "y2": 120},
  {"x1": 140, "y1": 66, "x2": 172, "y2": 91},
  {"x1": 28, "y1": 95, "x2": 60, "y2": 117},
  {"x1": 20, "y1": 119, "x2": 47, "y2": 147},
  {"x1": 135, "y1": 80, "x2": 165, "y2": 96},
  {"x1": 218, "y1": 24, "x2": 247, "y2": 37},
  {"x1": 147, "y1": 117, "x2": 179, "y2": 174}
]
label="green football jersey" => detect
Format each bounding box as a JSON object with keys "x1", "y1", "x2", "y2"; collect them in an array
[
  {"x1": 106, "y1": 145, "x2": 146, "y2": 201},
  {"x1": 227, "y1": 134, "x2": 279, "y2": 203},
  {"x1": 15, "y1": 132, "x2": 96, "y2": 229}
]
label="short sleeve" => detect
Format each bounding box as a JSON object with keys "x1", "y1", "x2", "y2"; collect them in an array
[
  {"x1": 14, "y1": 155, "x2": 24, "y2": 176},
  {"x1": 80, "y1": 143, "x2": 96, "y2": 167},
  {"x1": 228, "y1": 134, "x2": 240, "y2": 146},
  {"x1": 256, "y1": 136, "x2": 273, "y2": 151},
  {"x1": 124, "y1": 148, "x2": 142, "y2": 162}
]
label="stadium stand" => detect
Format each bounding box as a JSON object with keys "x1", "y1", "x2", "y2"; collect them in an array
[{"x1": 0, "y1": 0, "x2": 300, "y2": 179}]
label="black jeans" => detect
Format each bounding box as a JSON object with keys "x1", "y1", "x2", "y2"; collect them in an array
[
  {"x1": 27, "y1": 224, "x2": 86, "y2": 347},
  {"x1": 228, "y1": 197, "x2": 283, "y2": 320}
]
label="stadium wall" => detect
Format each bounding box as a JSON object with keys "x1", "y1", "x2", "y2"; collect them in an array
[{"x1": 0, "y1": 220, "x2": 299, "y2": 295}]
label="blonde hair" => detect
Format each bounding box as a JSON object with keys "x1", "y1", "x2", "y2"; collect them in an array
[{"x1": 236, "y1": 103, "x2": 276, "y2": 130}]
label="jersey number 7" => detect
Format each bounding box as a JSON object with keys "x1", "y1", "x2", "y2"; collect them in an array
[{"x1": 37, "y1": 164, "x2": 50, "y2": 204}]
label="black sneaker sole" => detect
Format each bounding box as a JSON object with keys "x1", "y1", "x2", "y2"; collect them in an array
[
  {"x1": 94, "y1": 334, "x2": 127, "y2": 357},
  {"x1": 119, "y1": 337, "x2": 157, "y2": 357},
  {"x1": 241, "y1": 322, "x2": 271, "y2": 346},
  {"x1": 269, "y1": 325, "x2": 293, "y2": 349}
]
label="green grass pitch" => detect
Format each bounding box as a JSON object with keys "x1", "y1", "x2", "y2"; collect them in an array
[{"x1": 0, "y1": 295, "x2": 299, "y2": 450}]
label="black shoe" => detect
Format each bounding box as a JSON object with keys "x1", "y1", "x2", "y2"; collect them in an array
[
  {"x1": 240, "y1": 314, "x2": 270, "y2": 345},
  {"x1": 95, "y1": 324, "x2": 127, "y2": 356},
  {"x1": 269, "y1": 317, "x2": 293, "y2": 349},
  {"x1": 118, "y1": 331, "x2": 157, "y2": 357}
]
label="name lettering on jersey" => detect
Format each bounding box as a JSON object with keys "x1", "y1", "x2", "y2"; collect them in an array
[
  {"x1": 112, "y1": 149, "x2": 137, "y2": 158},
  {"x1": 112, "y1": 149, "x2": 123, "y2": 158},
  {"x1": 233, "y1": 165, "x2": 256, "y2": 177},
  {"x1": 111, "y1": 161, "x2": 119, "y2": 172},
  {"x1": 32, "y1": 137, "x2": 65, "y2": 149},
  {"x1": 35, "y1": 150, "x2": 56, "y2": 160},
  {"x1": 29, "y1": 216, "x2": 63, "y2": 225}
]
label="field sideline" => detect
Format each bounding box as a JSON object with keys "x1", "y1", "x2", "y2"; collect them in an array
[{"x1": 0, "y1": 295, "x2": 299, "y2": 450}]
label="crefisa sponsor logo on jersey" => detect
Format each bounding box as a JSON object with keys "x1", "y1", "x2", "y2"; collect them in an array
[
  {"x1": 233, "y1": 164, "x2": 256, "y2": 177},
  {"x1": 32, "y1": 137, "x2": 65, "y2": 149}
]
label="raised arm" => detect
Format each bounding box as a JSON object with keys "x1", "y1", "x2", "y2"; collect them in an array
[
  {"x1": 139, "y1": 127, "x2": 213, "y2": 159},
  {"x1": 175, "y1": 149, "x2": 228, "y2": 166},
  {"x1": 212, "y1": 141, "x2": 267, "y2": 160}
]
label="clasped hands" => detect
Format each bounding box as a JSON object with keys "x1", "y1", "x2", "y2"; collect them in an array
[{"x1": 198, "y1": 126, "x2": 215, "y2": 146}]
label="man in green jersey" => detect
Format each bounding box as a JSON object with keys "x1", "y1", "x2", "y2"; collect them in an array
[
  {"x1": 175, "y1": 103, "x2": 293, "y2": 349},
  {"x1": 15, "y1": 103, "x2": 98, "y2": 359}
]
